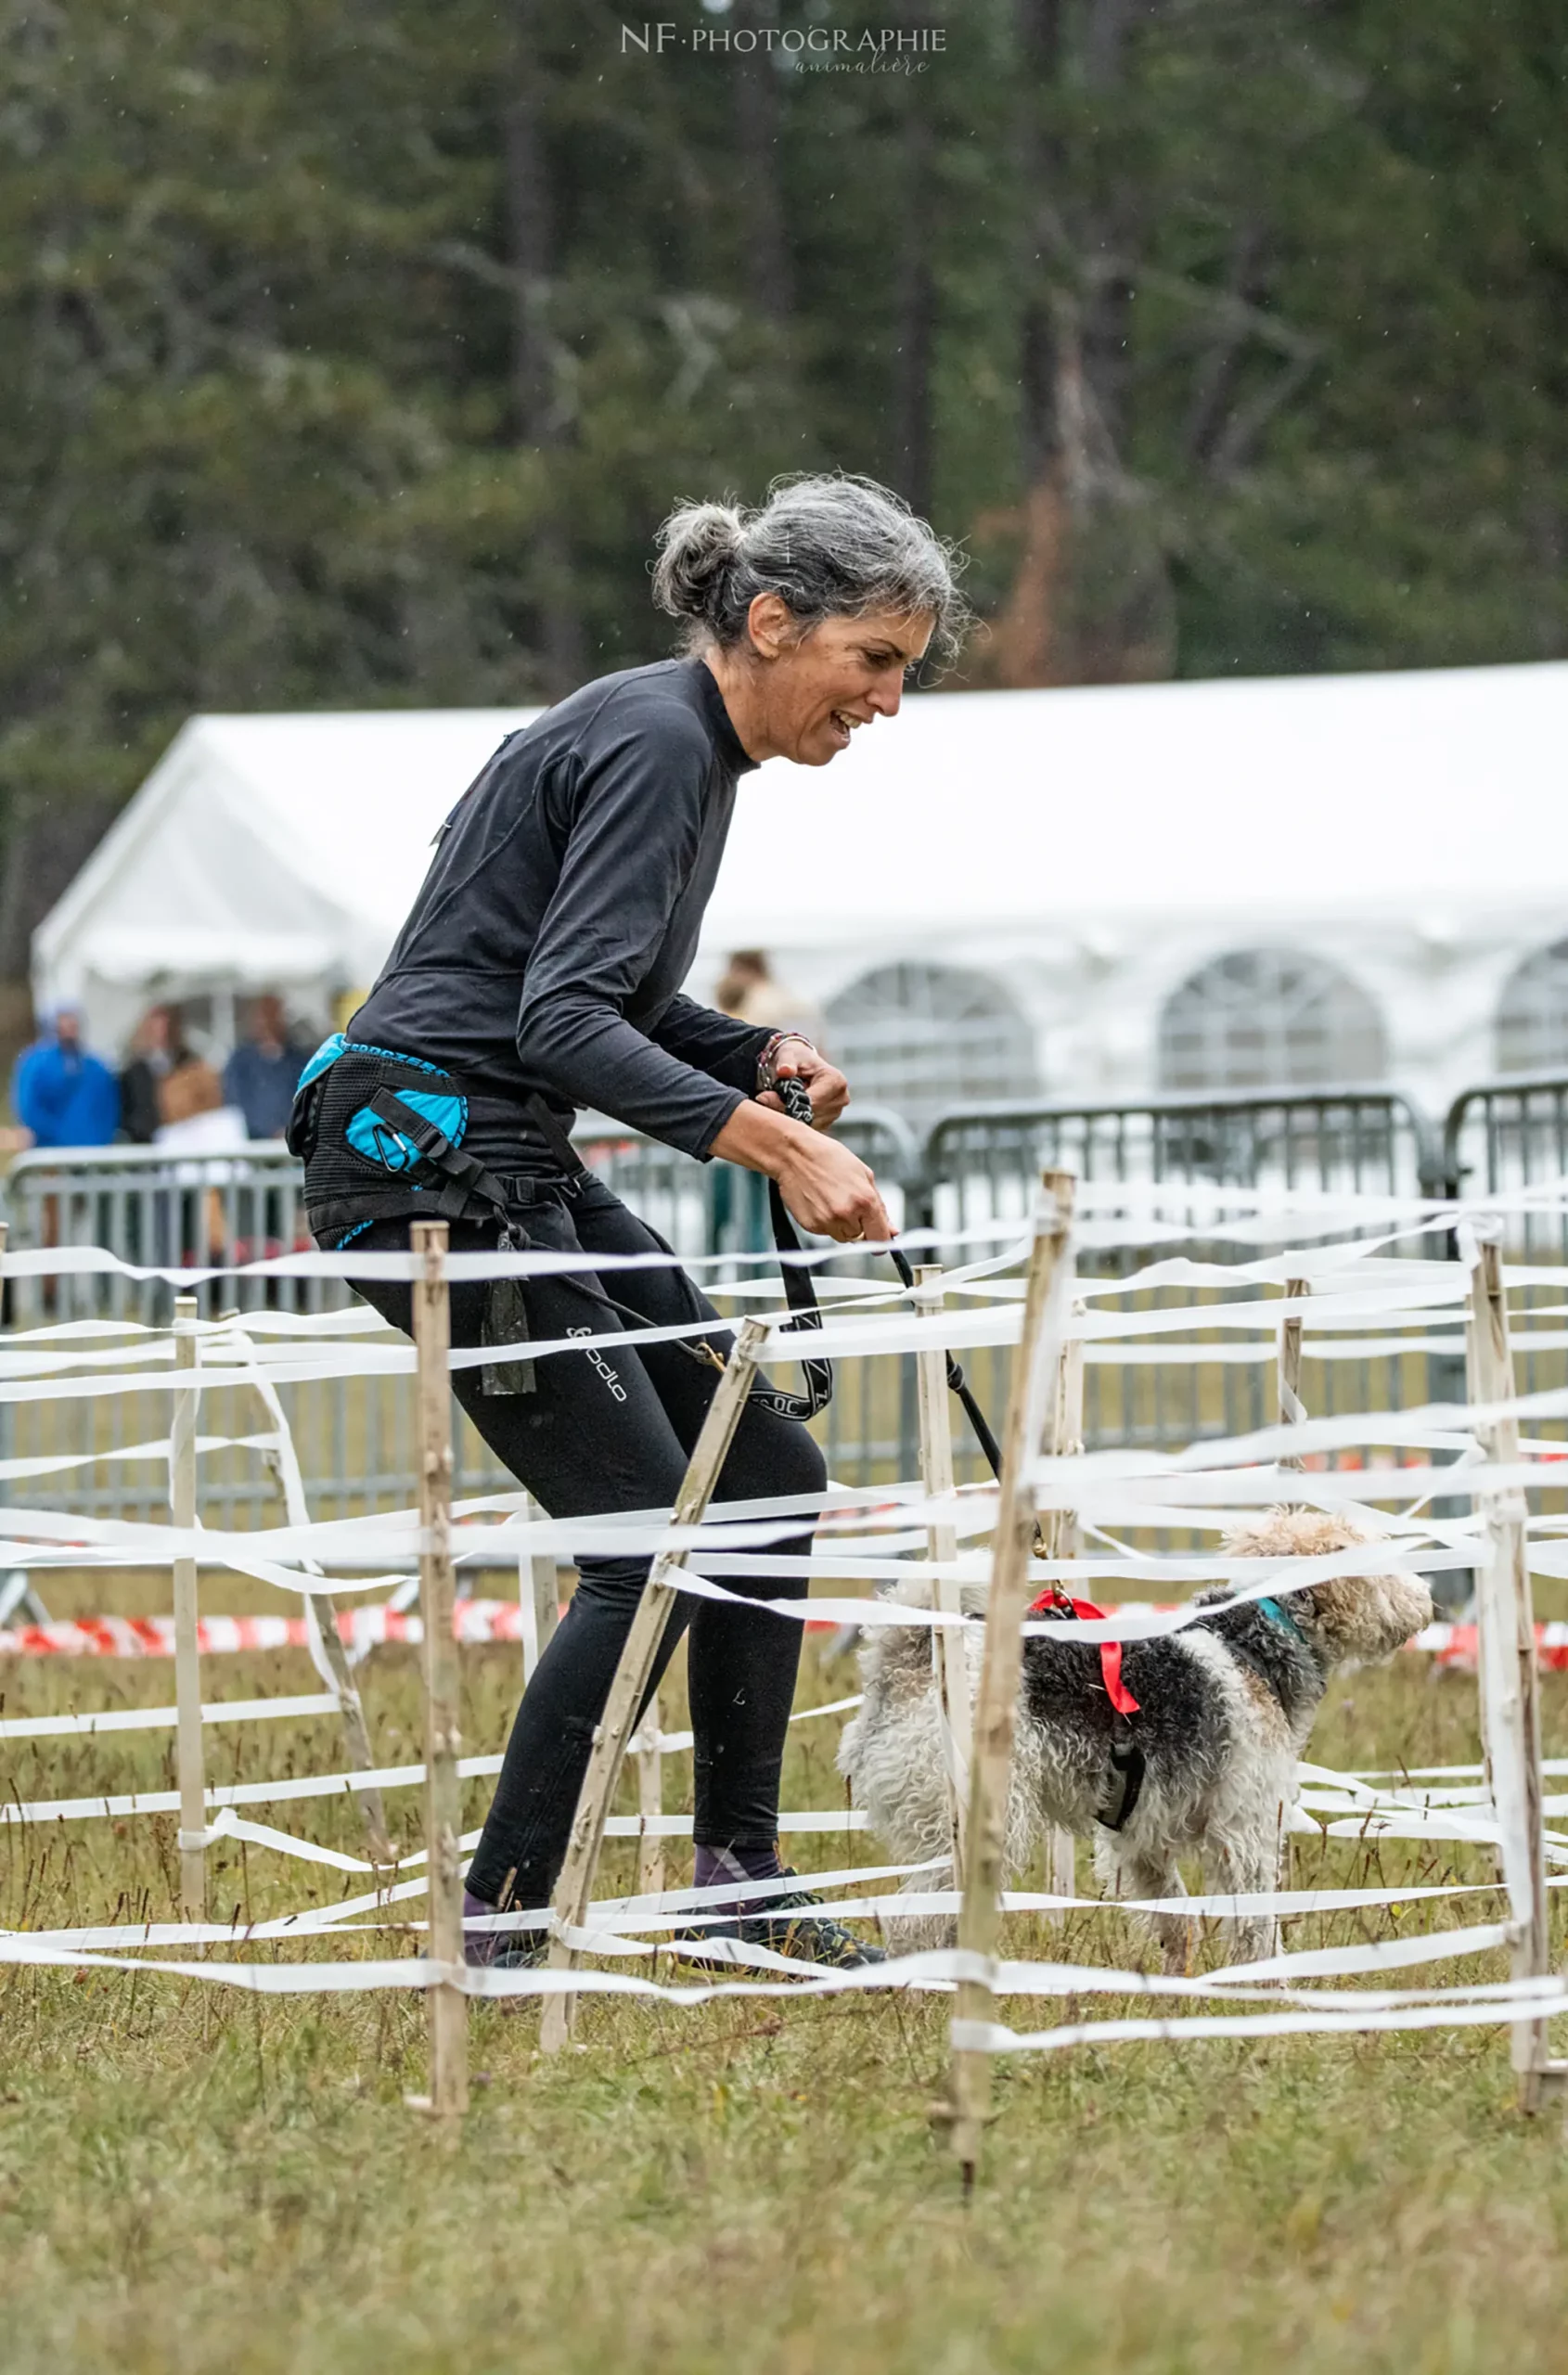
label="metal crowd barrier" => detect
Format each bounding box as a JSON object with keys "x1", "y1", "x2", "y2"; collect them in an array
[
  {"x1": 1444, "y1": 1072, "x2": 1568, "y2": 1415},
  {"x1": 911, "y1": 1085, "x2": 1448, "y2": 1472},
  {"x1": 2, "y1": 1075, "x2": 1564, "y2": 1532}
]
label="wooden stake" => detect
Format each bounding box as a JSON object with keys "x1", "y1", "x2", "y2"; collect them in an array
[
  {"x1": 1466, "y1": 1229, "x2": 1551, "y2": 2112},
  {"x1": 539, "y1": 1316, "x2": 768, "y2": 2054},
  {"x1": 220, "y1": 1316, "x2": 392, "y2": 1866},
  {"x1": 1278, "y1": 1277, "x2": 1310, "y2": 1470},
  {"x1": 412, "y1": 1221, "x2": 467, "y2": 2122},
  {"x1": 170, "y1": 1293, "x2": 207, "y2": 1921},
  {"x1": 522, "y1": 1492, "x2": 559, "y2": 1675},
  {"x1": 915, "y1": 1264, "x2": 969, "y2": 1879},
  {"x1": 943, "y1": 1172, "x2": 1076, "y2": 2187},
  {"x1": 1039, "y1": 1301, "x2": 1086, "y2": 1909},
  {"x1": 634, "y1": 1690, "x2": 666, "y2": 1899}
]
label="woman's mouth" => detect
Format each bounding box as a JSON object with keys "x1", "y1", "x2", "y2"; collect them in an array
[{"x1": 828, "y1": 709, "x2": 863, "y2": 748}]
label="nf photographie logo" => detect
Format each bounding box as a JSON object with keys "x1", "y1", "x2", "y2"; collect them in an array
[{"x1": 621, "y1": 21, "x2": 947, "y2": 71}]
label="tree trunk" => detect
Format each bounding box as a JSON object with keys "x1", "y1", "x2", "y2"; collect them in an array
[
  {"x1": 733, "y1": 0, "x2": 793, "y2": 329},
  {"x1": 984, "y1": 0, "x2": 1172, "y2": 687},
  {"x1": 506, "y1": 2, "x2": 585, "y2": 696},
  {"x1": 893, "y1": 9, "x2": 936, "y2": 520}
]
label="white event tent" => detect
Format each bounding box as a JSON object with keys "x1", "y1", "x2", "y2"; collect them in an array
[{"x1": 32, "y1": 661, "x2": 1568, "y2": 1114}]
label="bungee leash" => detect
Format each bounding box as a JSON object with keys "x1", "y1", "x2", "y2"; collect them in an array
[{"x1": 773, "y1": 1074, "x2": 1002, "y2": 1478}]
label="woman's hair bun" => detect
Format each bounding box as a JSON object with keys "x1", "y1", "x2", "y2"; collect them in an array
[
  {"x1": 649, "y1": 472, "x2": 971, "y2": 666},
  {"x1": 650, "y1": 500, "x2": 745, "y2": 625}
]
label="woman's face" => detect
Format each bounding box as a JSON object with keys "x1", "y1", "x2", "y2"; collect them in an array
[{"x1": 750, "y1": 600, "x2": 934, "y2": 766}]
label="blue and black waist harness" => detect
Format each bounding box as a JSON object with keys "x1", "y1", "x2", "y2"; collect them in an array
[{"x1": 286, "y1": 1033, "x2": 832, "y2": 1419}]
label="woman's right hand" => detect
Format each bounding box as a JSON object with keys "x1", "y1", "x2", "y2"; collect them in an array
[
  {"x1": 709, "y1": 1099, "x2": 894, "y2": 1244},
  {"x1": 774, "y1": 1127, "x2": 893, "y2": 1244}
]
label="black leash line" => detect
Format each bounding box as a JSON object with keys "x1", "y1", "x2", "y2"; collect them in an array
[{"x1": 773, "y1": 1078, "x2": 1004, "y2": 1481}]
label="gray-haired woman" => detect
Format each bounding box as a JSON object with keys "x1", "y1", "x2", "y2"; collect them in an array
[{"x1": 294, "y1": 471, "x2": 968, "y2": 1969}]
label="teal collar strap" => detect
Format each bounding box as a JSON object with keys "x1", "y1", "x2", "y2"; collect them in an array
[{"x1": 1257, "y1": 1594, "x2": 1307, "y2": 1645}]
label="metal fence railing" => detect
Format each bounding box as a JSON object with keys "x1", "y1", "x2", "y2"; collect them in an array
[
  {"x1": 3, "y1": 1074, "x2": 1563, "y2": 1528},
  {"x1": 912, "y1": 1085, "x2": 1449, "y2": 1471},
  {"x1": 1444, "y1": 1072, "x2": 1568, "y2": 1421}
]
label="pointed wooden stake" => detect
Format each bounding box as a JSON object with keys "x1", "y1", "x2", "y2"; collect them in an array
[
  {"x1": 539, "y1": 1315, "x2": 767, "y2": 2052},
  {"x1": 1278, "y1": 1276, "x2": 1310, "y2": 1470},
  {"x1": 219, "y1": 1315, "x2": 392, "y2": 1866},
  {"x1": 942, "y1": 1172, "x2": 1076, "y2": 2188},
  {"x1": 634, "y1": 1689, "x2": 666, "y2": 1899},
  {"x1": 1040, "y1": 1300, "x2": 1086, "y2": 1911},
  {"x1": 519, "y1": 1491, "x2": 559, "y2": 1680},
  {"x1": 915, "y1": 1264, "x2": 970, "y2": 1879},
  {"x1": 412, "y1": 1221, "x2": 467, "y2": 2122},
  {"x1": 1466, "y1": 1228, "x2": 1550, "y2": 2112},
  {"x1": 170, "y1": 1294, "x2": 207, "y2": 1921}
]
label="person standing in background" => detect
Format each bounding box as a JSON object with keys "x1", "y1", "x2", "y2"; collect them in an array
[
  {"x1": 224, "y1": 995, "x2": 311, "y2": 1139},
  {"x1": 119, "y1": 1004, "x2": 191, "y2": 1143},
  {"x1": 712, "y1": 953, "x2": 824, "y2": 1256},
  {"x1": 12, "y1": 1004, "x2": 119, "y2": 1148},
  {"x1": 713, "y1": 949, "x2": 821, "y2": 1039}
]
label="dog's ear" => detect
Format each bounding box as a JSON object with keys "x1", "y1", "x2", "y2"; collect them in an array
[{"x1": 1301, "y1": 1571, "x2": 1433, "y2": 1664}]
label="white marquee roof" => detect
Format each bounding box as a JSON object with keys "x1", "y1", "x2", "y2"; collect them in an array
[{"x1": 34, "y1": 661, "x2": 1568, "y2": 1033}]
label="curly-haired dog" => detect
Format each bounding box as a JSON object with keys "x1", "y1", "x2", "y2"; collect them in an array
[{"x1": 838, "y1": 1508, "x2": 1431, "y2": 1971}]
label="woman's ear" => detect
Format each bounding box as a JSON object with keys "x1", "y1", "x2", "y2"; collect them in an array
[{"x1": 745, "y1": 591, "x2": 798, "y2": 660}]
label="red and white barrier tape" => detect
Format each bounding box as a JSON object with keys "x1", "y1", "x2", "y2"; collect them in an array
[{"x1": 0, "y1": 1598, "x2": 1548, "y2": 1669}]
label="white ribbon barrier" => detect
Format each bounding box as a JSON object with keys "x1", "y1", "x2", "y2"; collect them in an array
[
  {"x1": 5, "y1": 1176, "x2": 1568, "y2": 2063},
  {"x1": 0, "y1": 1691, "x2": 340, "y2": 1741},
  {"x1": 5, "y1": 1920, "x2": 1564, "y2": 2060},
  {"x1": 22, "y1": 1857, "x2": 1556, "y2": 1957}
]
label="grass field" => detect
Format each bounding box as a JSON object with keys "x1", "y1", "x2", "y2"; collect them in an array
[{"x1": 4, "y1": 1625, "x2": 1568, "y2": 2375}]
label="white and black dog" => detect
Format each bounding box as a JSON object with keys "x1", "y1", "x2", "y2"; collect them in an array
[{"x1": 838, "y1": 1508, "x2": 1432, "y2": 1970}]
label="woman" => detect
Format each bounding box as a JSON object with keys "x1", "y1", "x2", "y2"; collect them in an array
[{"x1": 295, "y1": 472, "x2": 967, "y2": 1967}]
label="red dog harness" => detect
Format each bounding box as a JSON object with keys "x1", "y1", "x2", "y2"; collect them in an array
[
  {"x1": 1029, "y1": 1585, "x2": 1140, "y2": 1716},
  {"x1": 1029, "y1": 1585, "x2": 1146, "y2": 1830}
]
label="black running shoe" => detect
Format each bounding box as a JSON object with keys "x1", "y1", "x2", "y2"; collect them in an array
[{"x1": 674, "y1": 1868, "x2": 886, "y2": 1970}]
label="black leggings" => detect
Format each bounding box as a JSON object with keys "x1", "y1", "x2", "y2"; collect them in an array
[{"x1": 341, "y1": 1176, "x2": 826, "y2": 1908}]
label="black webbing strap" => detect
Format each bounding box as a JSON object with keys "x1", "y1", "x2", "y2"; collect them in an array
[
  {"x1": 364, "y1": 1088, "x2": 516, "y2": 1223},
  {"x1": 757, "y1": 1175, "x2": 833, "y2": 1421},
  {"x1": 371, "y1": 1083, "x2": 832, "y2": 1422},
  {"x1": 1096, "y1": 1717, "x2": 1147, "y2": 1830},
  {"x1": 771, "y1": 1073, "x2": 1008, "y2": 1457}
]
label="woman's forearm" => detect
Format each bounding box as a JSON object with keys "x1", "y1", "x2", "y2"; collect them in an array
[{"x1": 709, "y1": 1098, "x2": 806, "y2": 1177}]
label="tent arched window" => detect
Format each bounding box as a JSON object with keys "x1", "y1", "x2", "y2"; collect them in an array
[
  {"x1": 1496, "y1": 939, "x2": 1568, "y2": 1074},
  {"x1": 824, "y1": 962, "x2": 1039, "y2": 1120},
  {"x1": 1158, "y1": 948, "x2": 1386, "y2": 1093}
]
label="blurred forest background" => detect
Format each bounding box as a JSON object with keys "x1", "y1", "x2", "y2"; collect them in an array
[{"x1": 1, "y1": 0, "x2": 1562, "y2": 981}]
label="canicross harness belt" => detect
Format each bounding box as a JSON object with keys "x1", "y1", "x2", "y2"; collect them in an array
[{"x1": 290, "y1": 1036, "x2": 830, "y2": 1424}]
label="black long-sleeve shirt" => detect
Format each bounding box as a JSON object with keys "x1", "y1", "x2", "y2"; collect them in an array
[{"x1": 352, "y1": 657, "x2": 772, "y2": 1163}]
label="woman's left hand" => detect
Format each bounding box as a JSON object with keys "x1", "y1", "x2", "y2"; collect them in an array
[{"x1": 758, "y1": 1040, "x2": 850, "y2": 1128}]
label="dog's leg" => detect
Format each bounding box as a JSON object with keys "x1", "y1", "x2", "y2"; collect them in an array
[
  {"x1": 1212, "y1": 1805, "x2": 1285, "y2": 1968},
  {"x1": 1095, "y1": 1836, "x2": 1193, "y2": 1977},
  {"x1": 842, "y1": 1690, "x2": 963, "y2": 1952}
]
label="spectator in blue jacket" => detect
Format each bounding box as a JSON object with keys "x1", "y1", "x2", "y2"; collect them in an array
[
  {"x1": 12, "y1": 1004, "x2": 120, "y2": 1148},
  {"x1": 223, "y1": 994, "x2": 311, "y2": 1139}
]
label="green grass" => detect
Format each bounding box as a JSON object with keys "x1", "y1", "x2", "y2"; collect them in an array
[{"x1": 4, "y1": 1638, "x2": 1568, "y2": 2373}]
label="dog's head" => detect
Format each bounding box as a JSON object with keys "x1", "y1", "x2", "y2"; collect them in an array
[{"x1": 1222, "y1": 1505, "x2": 1432, "y2": 1668}]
